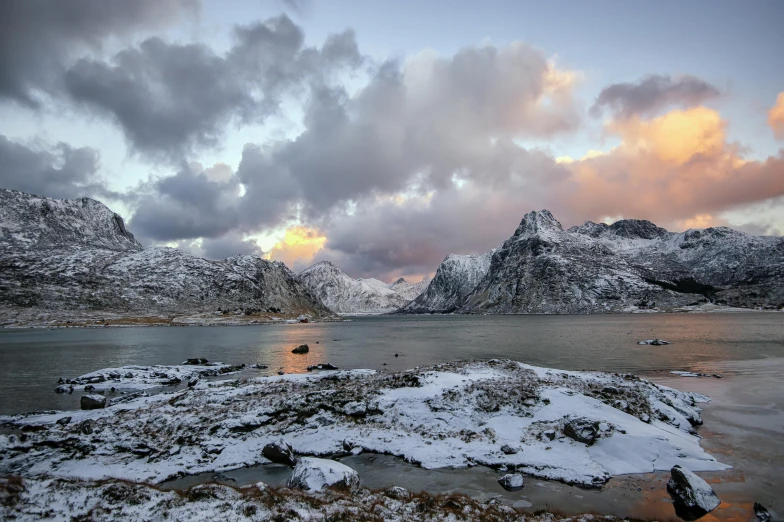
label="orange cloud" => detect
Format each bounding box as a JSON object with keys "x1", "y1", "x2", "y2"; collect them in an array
[
  {"x1": 769, "y1": 92, "x2": 784, "y2": 140},
  {"x1": 606, "y1": 107, "x2": 725, "y2": 164},
  {"x1": 265, "y1": 226, "x2": 326, "y2": 269},
  {"x1": 562, "y1": 105, "x2": 784, "y2": 229}
]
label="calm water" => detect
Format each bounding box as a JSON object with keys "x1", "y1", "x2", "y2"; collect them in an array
[
  {"x1": 1, "y1": 313, "x2": 783, "y2": 519},
  {"x1": 0, "y1": 313, "x2": 782, "y2": 415}
]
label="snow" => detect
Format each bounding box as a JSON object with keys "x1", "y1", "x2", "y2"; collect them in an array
[
  {"x1": 54, "y1": 363, "x2": 245, "y2": 392},
  {"x1": 288, "y1": 457, "x2": 360, "y2": 492},
  {"x1": 0, "y1": 360, "x2": 729, "y2": 489}
]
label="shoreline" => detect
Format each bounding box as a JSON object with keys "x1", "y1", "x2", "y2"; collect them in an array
[{"x1": 1, "y1": 303, "x2": 779, "y2": 330}]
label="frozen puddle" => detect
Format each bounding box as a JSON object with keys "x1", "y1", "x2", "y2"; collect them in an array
[{"x1": 0, "y1": 359, "x2": 728, "y2": 488}]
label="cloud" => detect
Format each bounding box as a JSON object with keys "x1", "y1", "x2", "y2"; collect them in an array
[
  {"x1": 128, "y1": 162, "x2": 241, "y2": 243},
  {"x1": 0, "y1": 0, "x2": 198, "y2": 106},
  {"x1": 769, "y1": 92, "x2": 784, "y2": 140},
  {"x1": 64, "y1": 15, "x2": 361, "y2": 159},
  {"x1": 562, "y1": 106, "x2": 784, "y2": 226},
  {"x1": 235, "y1": 42, "x2": 580, "y2": 228},
  {"x1": 590, "y1": 74, "x2": 720, "y2": 119},
  {"x1": 265, "y1": 226, "x2": 326, "y2": 270},
  {"x1": 0, "y1": 134, "x2": 112, "y2": 199}
]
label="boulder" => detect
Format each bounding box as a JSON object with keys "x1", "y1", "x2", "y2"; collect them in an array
[
  {"x1": 184, "y1": 358, "x2": 208, "y2": 365},
  {"x1": 292, "y1": 344, "x2": 309, "y2": 354},
  {"x1": 55, "y1": 416, "x2": 71, "y2": 425},
  {"x1": 500, "y1": 444, "x2": 518, "y2": 455},
  {"x1": 287, "y1": 457, "x2": 360, "y2": 492},
  {"x1": 187, "y1": 377, "x2": 199, "y2": 388},
  {"x1": 343, "y1": 401, "x2": 367, "y2": 417},
  {"x1": 564, "y1": 417, "x2": 600, "y2": 445},
  {"x1": 384, "y1": 486, "x2": 410, "y2": 500},
  {"x1": 754, "y1": 502, "x2": 771, "y2": 522},
  {"x1": 318, "y1": 363, "x2": 338, "y2": 370},
  {"x1": 638, "y1": 339, "x2": 672, "y2": 345},
  {"x1": 262, "y1": 438, "x2": 297, "y2": 466},
  {"x1": 498, "y1": 473, "x2": 524, "y2": 491},
  {"x1": 80, "y1": 394, "x2": 106, "y2": 410},
  {"x1": 667, "y1": 465, "x2": 721, "y2": 518},
  {"x1": 79, "y1": 419, "x2": 94, "y2": 435}
]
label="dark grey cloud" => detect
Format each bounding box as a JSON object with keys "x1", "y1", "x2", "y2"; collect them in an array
[
  {"x1": 64, "y1": 15, "x2": 361, "y2": 159},
  {"x1": 129, "y1": 163, "x2": 241, "y2": 243},
  {"x1": 590, "y1": 74, "x2": 721, "y2": 119},
  {"x1": 0, "y1": 0, "x2": 197, "y2": 106},
  {"x1": 174, "y1": 231, "x2": 265, "y2": 260},
  {"x1": 0, "y1": 133, "x2": 113, "y2": 199}
]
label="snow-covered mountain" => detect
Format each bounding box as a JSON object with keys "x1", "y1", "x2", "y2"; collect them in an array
[
  {"x1": 403, "y1": 210, "x2": 784, "y2": 314},
  {"x1": 297, "y1": 261, "x2": 429, "y2": 314},
  {"x1": 400, "y1": 252, "x2": 493, "y2": 313},
  {"x1": 0, "y1": 189, "x2": 330, "y2": 321}
]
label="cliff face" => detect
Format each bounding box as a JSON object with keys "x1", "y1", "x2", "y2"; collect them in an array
[{"x1": 0, "y1": 189, "x2": 330, "y2": 318}]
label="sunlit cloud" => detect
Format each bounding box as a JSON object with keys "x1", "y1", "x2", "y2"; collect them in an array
[
  {"x1": 769, "y1": 92, "x2": 784, "y2": 140},
  {"x1": 265, "y1": 225, "x2": 327, "y2": 270}
]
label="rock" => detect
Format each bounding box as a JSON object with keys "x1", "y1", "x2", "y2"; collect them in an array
[
  {"x1": 84, "y1": 384, "x2": 95, "y2": 391},
  {"x1": 542, "y1": 430, "x2": 557, "y2": 441},
  {"x1": 343, "y1": 401, "x2": 367, "y2": 417},
  {"x1": 317, "y1": 363, "x2": 338, "y2": 370},
  {"x1": 80, "y1": 394, "x2": 107, "y2": 410},
  {"x1": 184, "y1": 358, "x2": 208, "y2": 365},
  {"x1": 498, "y1": 473, "x2": 524, "y2": 491},
  {"x1": 187, "y1": 377, "x2": 199, "y2": 388},
  {"x1": 55, "y1": 416, "x2": 71, "y2": 425},
  {"x1": 262, "y1": 438, "x2": 297, "y2": 466},
  {"x1": 638, "y1": 339, "x2": 672, "y2": 345},
  {"x1": 563, "y1": 417, "x2": 600, "y2": 445},
  {"x1": 277, "y1": 370, "x2": 284, "y2": 375},
  {"x1": 667, "y1": 465, "x2": 721, "y2": 518},
  {"x1": 287, "y1": 457, "x2": 360, "y2": 492},
  {"x1": 500, "y1": 444, "x2": 518, "y2": 455},
  {"x1": 292, "y1": 344, "x2": 309, "y2": 354},
  {"x1": 79, "y1": 419, "x2": 94, "y2": 435},
  {"x1": 754, "y1": 502, "x2": 771, "y2": 522},
  {"x1": 251, "y1": 364, "x2": 268, "y2": 369},
  {"x1": 384, "y1": 486, "x2": 410, "y2": 500}
]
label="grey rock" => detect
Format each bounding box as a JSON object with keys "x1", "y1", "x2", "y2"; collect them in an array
[
  {"x1": 384, "y1": 486, "x2": 410, "y2": 499},
  {"x1": 564, "y1": 417, "x2": 600, "y2": 445},
  {"x1": 498, "y1": 473, "x2": 524, "y2": 491},
  {"x1": 262, "y1": 438, "x2": 297, "y2": 466},
  {"x1": 292, "y1": 344, "x2": 309, "y2": 354},
  {"x1": 55, "y1": 416, "x2": 71, "y2": 425},
  {"x1": 79, "y1": 419, "x2": 94, "y2": 435},
  {"x1": 287, "y1": 457, "x2": 360, "y2": 492},
  {"x1": 500, "y1": 444, "x2": 518, "y2": 455},
  {"x1": 667, "y1": 465, "x2": 721, "y2": 517},
  {"x1": 80, "y1": 394, "x2": 106, "y2": 410},
  {"x1": 754, "y1": 502, "x2": 771, "y2": 522}
]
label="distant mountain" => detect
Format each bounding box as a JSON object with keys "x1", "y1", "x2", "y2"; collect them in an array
[
  {"x1": 0, "y1": 189, "x2": 330, "y2": 321},
  {"x1": 400, "y1": 253, "x2": 493, "y2": 313},
  {"x1": 402, "y1": 210, "x2": 784, "y2": 314},
  {"x1": 297, "y1": 261, "x2": 429, "y2": 314}
]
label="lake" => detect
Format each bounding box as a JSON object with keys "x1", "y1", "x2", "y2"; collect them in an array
[{"x1": 1, "y1": 313, "x2": 782, "y2": 519}]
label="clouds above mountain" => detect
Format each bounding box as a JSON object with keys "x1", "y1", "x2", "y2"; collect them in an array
[
  {"x1": 0, "y1": 5, "x2": 782, "y2": 282},
  {"x1": 590, "y1": 74, "x2": 721, "y2": 119}
]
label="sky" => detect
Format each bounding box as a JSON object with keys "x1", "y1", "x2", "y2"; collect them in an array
[{"x1": 1, "y1": 0, "x2": 783, "y2": 283}]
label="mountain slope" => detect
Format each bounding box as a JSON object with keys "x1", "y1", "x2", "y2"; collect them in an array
[
  {"x1": 297, "y1": 261, "x2": 428, "y2": 314},
  {"x1": 407, "y1": 210, "x2": 784, "y2": 314},
  {"x1": 0, "y1": 189, "x2": 330, "y2": 320},
  {"x1": 400, "y1": 252, "x2": 493, "y2": 313}
]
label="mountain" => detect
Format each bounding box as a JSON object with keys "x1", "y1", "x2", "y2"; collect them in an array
[
  {"x1": 400, "y1": 253, "x2": 493, "y2": 313},
  {"x1": 297, "y1": 261, "x2": 429, "y2": 314},
  {"x1": 403, "y1": 210, "x2": 784, "y2": 314},
  {"x1": 0, "y1": 189, "x2": 330, "y2": 322}
]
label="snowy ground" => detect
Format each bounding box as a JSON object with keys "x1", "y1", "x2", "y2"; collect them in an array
[
  {"x1": 0, "y1": 359, "x2": 727, "y2": 491},
  {"x1": 0, "y1": 475, "x2": 625, "y2": 522}
]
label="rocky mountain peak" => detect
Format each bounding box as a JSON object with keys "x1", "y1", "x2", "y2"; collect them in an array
[{"x1": 512, "y1": 209, "x2": 563, "y2": 239}]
